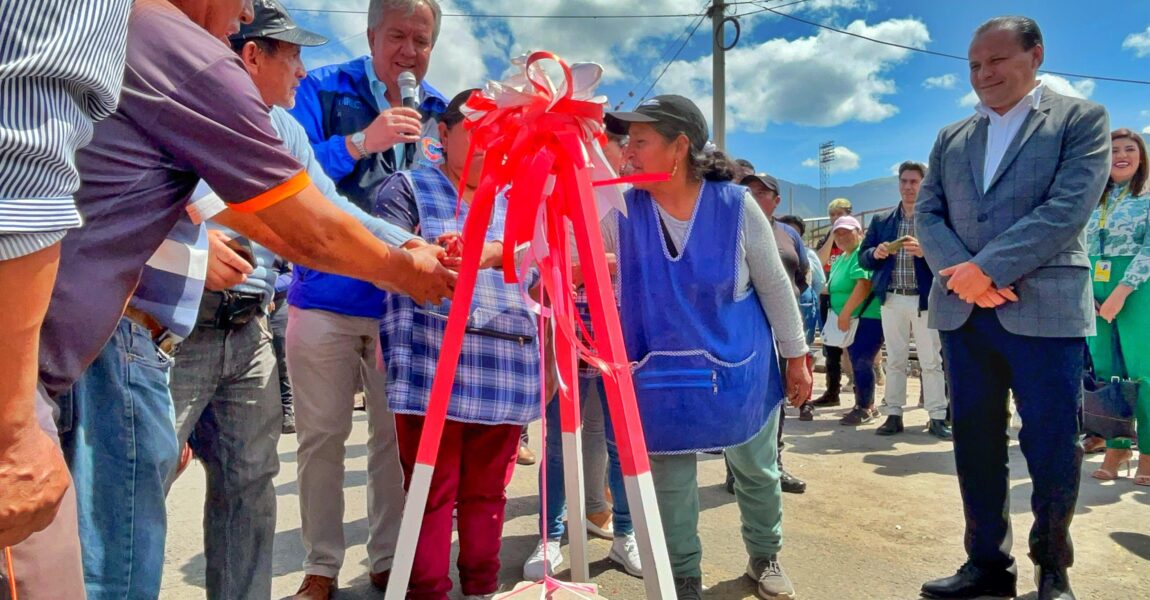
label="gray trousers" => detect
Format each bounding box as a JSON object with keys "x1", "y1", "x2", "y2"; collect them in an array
[
  {"x1": 169, "y1": 316, "x2": 282, "y2": 600},
  {"x1": 286, "y1": 307, "x2": 403, "y2": 578},
  {"x1": 2, "y1": 388, "x2": 86, "y2": 600}
]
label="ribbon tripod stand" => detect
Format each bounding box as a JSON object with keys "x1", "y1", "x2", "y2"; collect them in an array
[{"x1": 384, "y1": 53, "x2": 674, "y2": 599}]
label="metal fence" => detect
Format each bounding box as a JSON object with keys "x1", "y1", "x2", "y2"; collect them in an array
[{"x1": 800, "y1": 205, "x2": 895, "y2": 247}]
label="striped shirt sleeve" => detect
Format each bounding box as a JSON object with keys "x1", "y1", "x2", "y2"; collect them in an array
[{"x1": 0, "y1": 0, "x2": 132, "y2": 236}]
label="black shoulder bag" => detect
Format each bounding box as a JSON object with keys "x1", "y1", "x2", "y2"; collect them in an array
[{"x1": 1082, "y1": 320, "x2": 1139, "y2": 440}]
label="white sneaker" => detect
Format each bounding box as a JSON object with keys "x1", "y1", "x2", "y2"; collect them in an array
[
  {"x1": 522, "y1": 539, "x2": 563, "y2": 580},
  {"x1": 608, "y1": 532, "x2": 643, "y2": 577}
]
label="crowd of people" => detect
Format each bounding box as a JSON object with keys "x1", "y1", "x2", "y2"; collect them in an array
[{"x1": 0, "y1": 2, "x2": 1143, "y2": 600}]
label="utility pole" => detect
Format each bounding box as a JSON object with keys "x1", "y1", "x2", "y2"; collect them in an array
[{"x1": 711, "y1": 0, "x2": 726, "y2": 150}]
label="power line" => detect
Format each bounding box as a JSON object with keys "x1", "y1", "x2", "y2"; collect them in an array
[
  {"x1": 759, "y1": 5, "x2": 1150, "y2": 86},
  {"x1": 739, "y1": 0, "x2": 814, "y2": 17},
  {"x1": 633, "y1": 13, "x2": 711, "y2": 108},
  {"x1": 623, "y1": 0, "x2": 798, "y2": 110},
  {"x1": 285, "y1": 6, "x2": 703, "y2": 18},
  {"x1": 614, "y1": 0, "x2": 714, "y2": 110}
]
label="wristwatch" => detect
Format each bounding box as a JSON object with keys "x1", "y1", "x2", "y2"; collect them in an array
[{"x1": 349, "y1": 131, "x2": 369, "y2": 160}]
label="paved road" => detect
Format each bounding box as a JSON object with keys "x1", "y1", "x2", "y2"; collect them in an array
[{"x1": 163, "y1": 378, "x2": 1149, "y2": 599}]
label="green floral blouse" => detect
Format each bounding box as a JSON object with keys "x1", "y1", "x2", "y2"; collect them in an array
[{"x1": 1085, "y1": 183, "x2": 1150, "y2": 289}]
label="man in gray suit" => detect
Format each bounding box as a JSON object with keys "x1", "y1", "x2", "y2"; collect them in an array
[{"x1": 915, "y1": 16, "x2": 1109, "y2": 600}]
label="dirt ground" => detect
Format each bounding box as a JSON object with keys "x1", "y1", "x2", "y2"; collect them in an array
[{"x1": 163, "y1": 374, "x2": 1150, "y2": 599}]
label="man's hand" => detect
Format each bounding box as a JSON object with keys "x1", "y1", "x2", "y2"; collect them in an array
[
  {"x1": 873, "y1": 243, "x2": 891, "y2": 260},
  {"x1": 206, "y1": 230, "x2": 253, "y2": 291},
  {"x1": 837, "y1": 311, "x2": 852, "y2": 333},
  {"x1": 940, "y1": 262, "x2": 993, "y2": 302},
  {"x1": 902, "y1": 236, "x2": 924, "y2": 258},
  {"x1": 785, "y1": 356, "x2": 813, "y2": 408},
  {"x1": 388, "y1": 244, "x2": 457, "y2": 305},
  {"x1": 360, "y1": 107, "x2": 422, "y2": 154},
  {"x1": 973, "y1": 287, "x2": 1019, "y2": 308},
  {"x1": 0, "y1": 425, "x2": 71, "y2": 547}
]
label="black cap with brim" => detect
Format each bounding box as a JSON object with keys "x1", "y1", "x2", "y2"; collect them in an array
[
  {"x1": 607, "y1": 94, "x2": 709, "y2": 153},
  {"x1": 231, "y1": 0, "x2": 328, "y2": 47},
  {"x1": 442, "y1": 89, "x2": 479, "y2": 127},
  {"x1": 741, "y1": 173, "x2": 779, "y2": 193}
]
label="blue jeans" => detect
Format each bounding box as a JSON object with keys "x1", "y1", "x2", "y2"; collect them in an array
[
  {"x1": 799, "y1": 287, "x2": 820, "y2": 346},
  {"x1": 847, "y1": 317, "x2": 885, "y2": 409},
  {"x1": 539, "y1": 376, "x2": 632, "y2": 538},
  {"x1": 168, "y1": 316, "x2": 282, "y2": 600},
  {"x1": 59, "y1": 317, "x2": 179, "y2": 600}
]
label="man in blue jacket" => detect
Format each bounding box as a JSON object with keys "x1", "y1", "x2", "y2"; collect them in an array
[
  {"x1": 859, "y1": 161, "x2": 952, "y2": 440},
  {"x1": 286, "y1": 1, "x2": 448, "y2": 597}
]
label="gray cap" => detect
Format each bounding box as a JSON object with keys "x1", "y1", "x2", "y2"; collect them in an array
[
  {"x1": 741, "y1": 173, "x2": 779, "y2": 193},
  {"x1": 231, "y1": 0, "x2": 328, "y2": 47}
]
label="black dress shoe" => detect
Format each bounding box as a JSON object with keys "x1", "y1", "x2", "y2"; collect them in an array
[
  {"x1": 1036, "y1": 566, "x2": 1075, "y2": 600},
  {"x1": 875, "y1": 415, "x2": 904, "y2": 436},
  {"x1": 928, "y1": 419, "x2": 954, "y2": 440},
  {"x1": 779, "y1": 469, "x2": 806, "y2": 494},
  {"x1": 921, "y1": 562, "x2": 1017, "y2": 599}
]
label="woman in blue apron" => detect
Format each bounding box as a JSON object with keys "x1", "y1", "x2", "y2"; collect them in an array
[
  {"x1": 372, "y1": 90, "x2": 540, "y2": 600},
  {"x1": 605, "y1": 96, "x2": 811, "y2": 600}
]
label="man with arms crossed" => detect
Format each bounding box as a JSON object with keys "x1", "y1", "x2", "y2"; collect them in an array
[{"x1": 916, "y1": 16, "x2": 1108, "y2": 600}]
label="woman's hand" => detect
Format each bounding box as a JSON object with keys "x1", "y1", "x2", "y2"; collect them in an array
[
  {"x1": 837, "y1": 311, "x2": 852, "y2": 332},
  {"x1": 434, "y1": 233, "x2": 504, "y2": 270},
  {"x1": 785, "y1": 356, "x2": 813, "y2": 408},
  {"x1": 1099, "y1": 284, "x2": 1134, "y2": 322}
]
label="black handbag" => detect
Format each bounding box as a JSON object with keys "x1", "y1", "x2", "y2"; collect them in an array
[{"x1": 1082, "y1": 317, "x2": 1139, "y2": 440}]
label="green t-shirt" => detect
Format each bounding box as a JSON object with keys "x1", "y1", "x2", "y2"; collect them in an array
[{"x1": 828, "y1": 247, "x2": 881, "y2": 319}]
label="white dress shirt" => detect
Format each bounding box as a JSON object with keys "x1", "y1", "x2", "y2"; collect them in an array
[{"x1": 975, "y1": 82, "x2": 1045, "y2": 191}]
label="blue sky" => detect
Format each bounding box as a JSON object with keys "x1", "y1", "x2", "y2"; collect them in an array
[{"x1": 289, "y1": 0, "x2": 1150, "y2": 187}]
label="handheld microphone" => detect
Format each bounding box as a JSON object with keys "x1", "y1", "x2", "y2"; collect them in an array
[
  {"x1": 398, "y1": 71, "x2": 419, "y2": 110},
  {"x1": 398, "y1": 71, "x2": 419, "y2": 167}
]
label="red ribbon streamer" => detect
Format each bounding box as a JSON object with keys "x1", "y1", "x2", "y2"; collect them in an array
[{"x1": 412, "y1": 51, "x2": 663, "y2": 484}]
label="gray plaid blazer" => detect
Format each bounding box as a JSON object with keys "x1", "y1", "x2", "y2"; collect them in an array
[{"x1": 915, "y1": 89, "x2": 1110, "y2": 338}]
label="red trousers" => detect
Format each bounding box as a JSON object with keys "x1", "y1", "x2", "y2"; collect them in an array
[{"x1": 394, "y1": 414, "x2": 522, "y2": 600}]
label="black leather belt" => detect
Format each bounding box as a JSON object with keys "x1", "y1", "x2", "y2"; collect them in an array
[
  {"x1": 890, "y1": 288, "x2": 919, "y2": 296},
  {"x1": 197, "y1": 290, "x2": 265, "y2": 331}
]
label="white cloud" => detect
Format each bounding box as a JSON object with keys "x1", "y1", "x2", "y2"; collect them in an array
[
  {"x1": 802, "y1": 146, "x2": 860, "y2": 173},
  {"x1": 658, "y1": 18, "x2": 930, "y2": 132},
  {"x1": 476, "y1": 0, "x2": 707, "y2": 83},
  {"x1": 923, "y1": 74, "x2": 957, "y2": 89},
  {"x1": 296, "y1": 0, "x2": 494, "y2": 97},
  {"x1": 1042, "y1": 75, "x2": 1096, "y2": 99},
  {"x1": 958, "y1": 75, "x2": 1095, "y2": 108},
  {"x1": 290, "y1": 0, "x2": 891, "y2": 114},
  {"x1": 1124, "y1": 26, "x2": 1150, "y2": 57},
  {"x1": 1143, "y1": 125, "x2": 1150, "y2": 134}
]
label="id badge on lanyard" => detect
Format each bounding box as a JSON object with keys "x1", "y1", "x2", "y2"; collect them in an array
[{"x1": 1094, "y1": 259, "x2": 1112, "y2": 283}]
